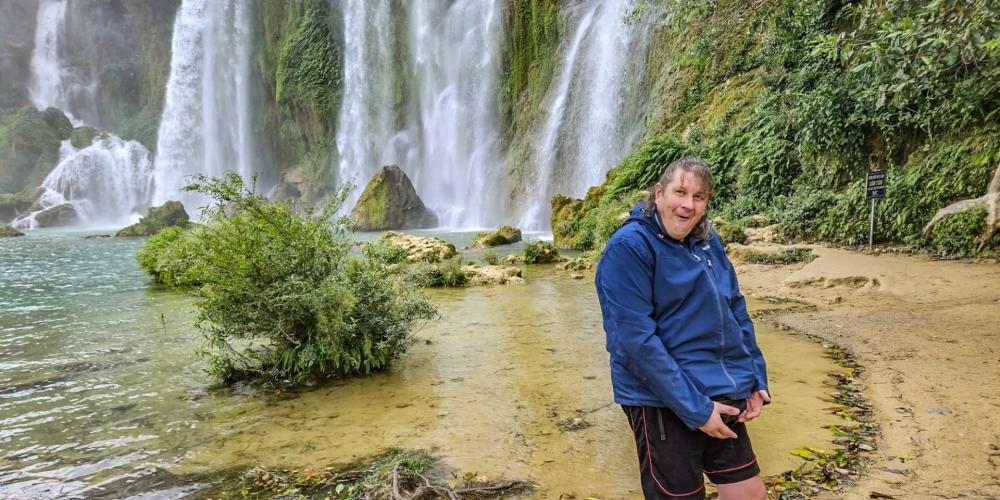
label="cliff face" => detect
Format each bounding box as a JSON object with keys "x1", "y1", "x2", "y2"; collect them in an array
[{"x1": 0, "y1": 0, "x2": 39, "y2": 111}]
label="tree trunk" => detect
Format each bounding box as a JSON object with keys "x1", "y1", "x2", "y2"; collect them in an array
[{"x1": 922, "y1": 160, "x2": 1000, "y2": 252}]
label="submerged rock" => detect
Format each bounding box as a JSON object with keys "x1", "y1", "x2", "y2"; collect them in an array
[
  {"x1": 82, "y1": 234, "x2": 112, "y2": 239},
  {"x1": 472, "y1": 226, "x2": 522, "y2": 248},
  {"x1": 34, "y1": 203, "x2": 79, "y2": 227},
  {"x1": 116, "y1": 201, "x2": 189, "y2": 237},
  {"x1": 351, "y1": 165, "x2": 437, "y2": 231},
  {"x1": 0, "y1": 225, "x2": 25, "y2": 237},
  {"x1": 380, "y1": 231, "x2": 456, "y2": 263},
  {"x1": 561, "y1": 257, "x2": 593, "y2": 271},
  {"x1": 462, "y1": 265, "x2": 526, "y2": 286}
]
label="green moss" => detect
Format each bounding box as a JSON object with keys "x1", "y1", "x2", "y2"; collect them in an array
[
  {"x1": 745, "y1": 248, "x2": 815, "y2": 265},
  {"x1": 70, "y1": 127, "x2": 100, "y2": 149},
  {"x1": 472, "y1": 226, "x2": 523, "y2": 247},
  {"x1": 355, "y1": 173, "x2": 389, "y2": 229},
  {"x1": 0, "y1": 225, "x2": 25, "y2": 238},
  {"x1": 116, "y1": 201, "x2": 190, "y2": 237},
  {"x1": 275, "y1": 0, "x2": 342, "y2": 132},
  {"x1": 714, "y1": 220, "x2": 747, "y2": 246},
  {"x1": 0, "y1": 107, "x2": 67, "y2": 194}
]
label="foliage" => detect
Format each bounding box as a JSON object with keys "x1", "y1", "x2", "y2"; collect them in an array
[
  {"x1": 138, "y1": 172, "x2": 436, "y2": 384},
  {"x1": 404, "y1": 256, "x2": 470, "y2": 288},
  {"x1": 713, "y1": 220, "x2": 747, "y2": 246},
  {"x1": 481, "y1": 249, "x2": 498, "y2": 266},
  {"x1": 602, "y1": 133, "x2": 699, "y2": 203},
  {"x1": 275, "y1": 0, "x2": 343, "y2": 119},
  {"x1": 115, "y1": 201, "x2": 189, "y2": 237},
  {"x1": 135, "y1": 226, "x2": 205, "y2": 287},
  {"x1": 0, "y1": 225, "x2": 25, "y2": 238},
  {"x1": 522, "y1": 240, "x2": 561, "y2": 264},
  {"x1": 500, "y1": 0, "x2": 561, "y2": 127},
  {"x1": 745, "y1": 247, "x2": 816, "y2": 265}
]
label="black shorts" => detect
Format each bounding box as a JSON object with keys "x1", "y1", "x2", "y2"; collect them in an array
[{"x1": 622, "y1": 404, "x2": 760, "y2": 500}]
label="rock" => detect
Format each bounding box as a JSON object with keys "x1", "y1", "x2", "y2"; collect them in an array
[
  {"x1": 472, "y1": 226, "x2": 522, "y2": 248},
  {"x1": 70, "y1": 126, "x2": 100, "y2": 149},
  {"x1": 828, "y1": 295, "x2": 844, "y2": 305},
  {"x1": 34, "y1": 203, "x2": 79, "y2": 227},
  {"x1": 41, "y1": 107, "x2": 72, "y2": 140},
  {"x1": 115, "y1": 201, "x2": 189, "y2": 237},
  {"x1": 0, "y1": 225, "x2": 25, "y2": 237},
  {"x1": 570, "y1": 274, "x2": 585, "y2": 280},
  {"x1": 462, "y1": 265, "x2": 526, "y2": 286},
  {"x1": 82, "y1": 234, "x2": 112, "y2": 239},
  {"x1": 713, "y1": 219, "x2": 747, "y2": 245},
  {"x1": 500, "y1": 254, "x2": 523, "y2": 265},
  {"x1": 550, "y1": 194, "x2": 584, "y2": 249},
  {"x1": 522, "y1": 241, "x2": 564, "y2": 264},
  {"x1": 350, "y1": 165, "x2": 437, "y2": 231},
  {"x1": 0, "y1": 191, "x2": 35, "y2": 222},
  {"x1": 561, "y1": 257, "x2": 593, "y2": 271},
  {"x1": 379, "y1": 231, "x2": 456, "y2": 263}
]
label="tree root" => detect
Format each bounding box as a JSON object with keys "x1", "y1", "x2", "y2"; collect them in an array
[
  {"x1": 923, "y1": 161, "x2": 1000, "y2": 252},
  {"x1": 391, "y1": 462, "x2": 530, "y2": 500}
]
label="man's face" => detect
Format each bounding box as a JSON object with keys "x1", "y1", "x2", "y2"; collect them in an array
[{"x1": 654, "y1": 170, "x2": 708, "y2": 241}]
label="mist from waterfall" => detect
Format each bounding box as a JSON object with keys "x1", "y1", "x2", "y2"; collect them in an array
[{"x1": 152, "y1": 0, "x2": 256, "y2": 210}]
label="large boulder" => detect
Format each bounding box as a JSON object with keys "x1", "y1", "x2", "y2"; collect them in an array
[
  {"x1": 351, "y1": 165, "x2": 437, "y2": 231},
  {"x1": 34, "y1": 203, "x2": 79, "y2": 227},
  {"x1": 116, "y1": 201, "x2": 189, "y2": 237},
  {"x1": 379, "y1": 231, "x2": 456, "y2": 263},
  {"x1": 462, "y1": 265, "x2": 526, "y2": 286},
  {"x1": 0, "y1": 225, "x2": 25, "y2": 237},
  {"x1": 70, "y1": 126, "x2": 100, "y2": 149},
  {"x1": 472, "y1": 226, "x2": 522, "y2": 248}
]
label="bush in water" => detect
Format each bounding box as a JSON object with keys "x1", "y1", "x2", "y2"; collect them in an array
[{"x1": 137, "y1": 172, "x2": 437, "y2": 384}]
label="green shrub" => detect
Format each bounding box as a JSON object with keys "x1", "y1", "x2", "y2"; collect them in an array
[
  {"x1": 481, "y1": 249, "x2": 498, "y2": 266},
  {"x1": 140, "y1": 172, "x2": 436, "y2": 384},
  {"x1": 362, "y1": 241, "x2": 410, "y2": 265},
  {"x1": 136, "y1": 225, "x2": 206, "y2": 287},
  {"x1": 404, "y1": 256, "x2": 469, "y2": 287},
  {"x1": 602, "y1": 133, "x2": 698, "y2": 203},
  {"x1": 523, "y1": 241, "x2": 561, "y2": 264},
  {"x1": 713, "y1": 220, "x2": 747, "y2": 245},
  {"x1": 922, "y1": 208, "x2": 1000, "y2": 258}
]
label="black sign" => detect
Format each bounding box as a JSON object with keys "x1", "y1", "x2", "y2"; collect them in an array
[{"x1": 866, "y1": 171, "x2": 886, "y2": 199}]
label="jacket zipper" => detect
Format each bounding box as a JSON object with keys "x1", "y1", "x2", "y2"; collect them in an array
[
  {"x1": 656, "y1": 408, "x2": 666, "y2": 440},
  {"x1": 691, "y1": 245, "x2": 738, "y2": 395}
]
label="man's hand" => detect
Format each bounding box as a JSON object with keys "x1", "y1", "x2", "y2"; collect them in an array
[
  {"x1": 699, "y1": 402, "x2": 740, "y2": 439},
  {"x1": 738, "y1": 390, "x2": 771, "y2": 423}
]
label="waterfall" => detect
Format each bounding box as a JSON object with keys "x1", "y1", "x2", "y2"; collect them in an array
[
  {"x1": 29, "y1": 0, "x2": 97, "y2": 126},
  {"x1": 518, "y1": 6, "x2": 597, "y2": 231},
  {"x1": 518, "y1": 0, "x2": 651, "y2": 230},
  {"x1": 12, "y1": 138, "x2": 154, "y2": 229},
  {"x1": 152, "y1": 0, "x2": 256, "y2": 209},
  {"x1": 336, "y1": 0, "x2": 505, "y2": 229},
  {"x1": 403, "y1": 0, "x2": 504, "y2": 229},
  {"x1": 336, "y1": 0, "x2": 395, "y2": 211},
  {"x1": 15, "y1": 0, "x2": 153, "y2": 229}
]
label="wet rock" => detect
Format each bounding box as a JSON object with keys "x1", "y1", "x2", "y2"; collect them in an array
[
  {"x1": 499, "y1": 254, "x2": 523, "y2": 265},
  {"x1": 0, "y1": 225, "x2": 25, "y2": 237},
  {"x1": 561, "y1": 257, "x2": 593, "y2": 271},
  {"x1": 350, "y1": 165, "x2": 437, "y2": 231},
  {"x1": 462, "y1": 265, "x2": 526, "y2": 286},
  {"x1": 34, "y1": 203, "x2": 79, "y2": 227},
  {"x1": 379, "y1": 231, "x2": 456, "y2": 263},
  {"x1": 472, "y1": 226, "x2": 522, "y2": 248},
  {"x1": 116, "y1": 201, "x2": 189, "y2": 237},
  {"x1": 570, "y1": 274, "x2": 585, "y2": 280},
  {"x1": 0, "y1": 106, "x2": 70, "y2": 194},
  {"x1": 83, "y1": 234, "x2": 112, "y2": 239}
]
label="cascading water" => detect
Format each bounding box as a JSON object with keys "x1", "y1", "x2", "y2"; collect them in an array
[
  {"x1": 29, "y1": 0, "x2": 97, "y2": 126},
  {"x1": 518, "y1": 0, "x2": 651, "y2": 230},
  {"x1": 13, "y1": 138, "x2": 154, "y2": 229},
  {"x1": 152, "y1": 0, "x2": 256, "y2": 209},
  {"x1": 336, "y1": 0, "x2": 505, "y2": 229},
  {"x1": 14, "y1": 0, "x2": 154, "y2": 229},
  {"x1": 336, "y1": 0, "x2": 396, "y2": 211}
]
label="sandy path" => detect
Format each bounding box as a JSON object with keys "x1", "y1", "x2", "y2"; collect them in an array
[{"x1": 734, "y1": 244, "x2": 1000, "y2": 499}]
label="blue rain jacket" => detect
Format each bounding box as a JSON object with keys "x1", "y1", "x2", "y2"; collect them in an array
[{"x1": 595, "y1": 204, "x2": 768, "y2": 430}]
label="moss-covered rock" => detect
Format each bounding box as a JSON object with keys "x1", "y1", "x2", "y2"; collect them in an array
[
  {"x1": 0, "y1": 191, "x2": 36, "y2": 223},
  {"x1": 115, "y1": 201, "x2": 189, "y2": 237},
  {"x1": 551, "y1": 194, "x2": 584, "y2": 249},
  {"x1": 0, "y1": 107, "x2": 72, "y2": 194},
  {"x1": 379, "y1": 232, "x2": 456, "y2": 264},
  {"x1": 70, "y1": 127, "x2": 100, "y2": 149},
  {"x1": 0, "y1": 225, "x2": 25, "y2": 238},
  {"x1": 34, "y1": 203, "x2": 80, "y2": 228},
  {"x1": 522, "y1": 240, "x2": 563, "y2": 264},
  {"x1": 472, "y1": 226, "x2": 523, "y2": 248},
  {"x1": 713, "y1": 219, "x2": 747, "y2": 246},
  {"x1": 351, "y1": 165, "x2": 438, "y2": 231},
  {"x1": 499, "y1": 254, "x2": 524, "y2": 265},
  {"x1": 0, "y1": 0, "x2": 37, "y2": 110},
  {"x1": 561, "y1": 257, "x2": 593, "y2": 271}
]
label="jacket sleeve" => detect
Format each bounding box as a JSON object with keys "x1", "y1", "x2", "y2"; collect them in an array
[
  {"x1": 725, "y1": 257, "x2": 769, "y2": 395},
  {"x1": 598, "y1": 239, "x2": 715, "y2": 430}
]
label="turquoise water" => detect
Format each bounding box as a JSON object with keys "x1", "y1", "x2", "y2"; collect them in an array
[{"x1": 0, "y1": 230, "x2": 844, "y2": 499}]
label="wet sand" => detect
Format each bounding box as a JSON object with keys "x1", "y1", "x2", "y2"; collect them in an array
[{"x1": 733, "y1": 243, "x2": 1000, "y2": 499}]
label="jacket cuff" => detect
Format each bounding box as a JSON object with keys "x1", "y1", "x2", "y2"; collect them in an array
[{"x1": 682, "y1": 397, "x2": 716, "y2": 430}]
